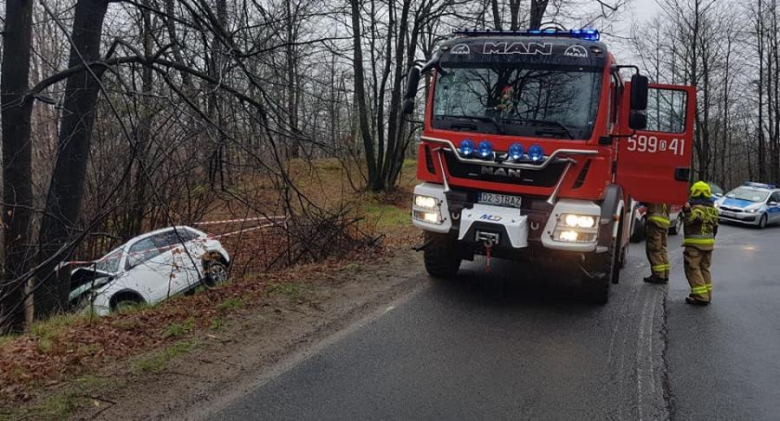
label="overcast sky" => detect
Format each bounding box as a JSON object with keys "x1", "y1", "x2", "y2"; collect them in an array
[{"x1": 599, "y1": 0, "x2": 663, "y2": 62}]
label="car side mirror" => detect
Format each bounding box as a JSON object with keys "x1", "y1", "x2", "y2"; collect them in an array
[
  {"x1": 403, "y1": 66, "x2": 421, "y2": 115},
  {"x1": 628, "y1": 110, "x2": 647, "y2": 130},
  {"x1": 770, "y1": 201, "x2": 778, "y2": 207},
  {"x1": 630, "y1": 74, "x2": 649, "y2": 111}
]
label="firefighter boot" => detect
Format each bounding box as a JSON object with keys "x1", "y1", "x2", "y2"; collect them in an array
[{"x1": 684, "y1": 247, "x2": 710, "y2": 305}]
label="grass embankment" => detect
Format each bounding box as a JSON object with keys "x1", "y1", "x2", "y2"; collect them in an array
[{"x1": 0, "y1": 158, "x2": 420, "y2": 420}]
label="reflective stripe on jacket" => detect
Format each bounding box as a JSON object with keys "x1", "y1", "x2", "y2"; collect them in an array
[
  {"x1": 683, "y1": 202, "x2": 718, "y2": 250},
  {"x1": 647, "y1": 203, "x2": 670, "y2": 228}
]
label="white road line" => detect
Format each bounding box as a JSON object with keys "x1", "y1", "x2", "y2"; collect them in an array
[{"x1": 636, "y1": 297, "x2": 650, "y2": 421}]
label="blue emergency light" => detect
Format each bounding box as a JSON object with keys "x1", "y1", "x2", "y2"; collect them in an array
[
  {"x1": 455, "y1": 28, "x2": 600, "y2": 42},
  {"x1": 744, "y1": 181, "x2": 777, "y2": 189},
  {"x1": 477, "y1": 140, "x2": 494, "y2": 158}
]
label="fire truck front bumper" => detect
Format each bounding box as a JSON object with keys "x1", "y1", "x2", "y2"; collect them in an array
[{"x1": 412, "y1": 183, "x2": 602, "y2": 253}]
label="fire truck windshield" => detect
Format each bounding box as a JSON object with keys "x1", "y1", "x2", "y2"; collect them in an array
[{"x1": 432, "y1": 65, "x2": 602, "y2": 140}]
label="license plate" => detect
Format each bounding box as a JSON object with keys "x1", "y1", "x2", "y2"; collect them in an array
[
  {"x1": 720, "y1": 211, "x2": 734, "y2": 218},
  {"x1": 478, "y1": 192, "x2": 522, "y2": 209}
]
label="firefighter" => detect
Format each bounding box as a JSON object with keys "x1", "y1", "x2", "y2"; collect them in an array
[
  {"x1": 682, "y1": 181, "x2": 719, "y2": 306},
  {"x1": 643, "y1": 203, "x2": 671, "y2": 284}
]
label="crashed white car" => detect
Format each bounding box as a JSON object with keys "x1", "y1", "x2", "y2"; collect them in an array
[{"x1": 69, "y1": 226, "x2": 230, "y2": 315}]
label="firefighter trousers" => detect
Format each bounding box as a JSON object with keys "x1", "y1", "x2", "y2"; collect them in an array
[
  {"x1": 645, "y1": 223, "x2": 670, "y2": 278},
  {"x1": 684, "y1": 246, "x2": 712, "y2": 303}
]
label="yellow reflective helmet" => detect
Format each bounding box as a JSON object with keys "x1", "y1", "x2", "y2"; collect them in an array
[{"x1": 690, "y1": 181, "x2": 712, "y2": 198}]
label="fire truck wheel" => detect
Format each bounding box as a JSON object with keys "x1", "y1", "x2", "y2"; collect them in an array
[
  {"x1": 630, "y1": 217, "x2": 646, "y2": 243},
  {"x1": 582, "y1": 233, "x2": 617, "y2": 304},
  {"x1": 616, "y1": 218, "x2": 628, "y2": 274},
  {"x1": 423, "y1": 232, "x2": 461, "y2": 279}
]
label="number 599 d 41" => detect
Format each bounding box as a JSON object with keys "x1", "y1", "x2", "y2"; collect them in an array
[{"x1": 626, "y1": 135, "x2": 685, "y2": 156}]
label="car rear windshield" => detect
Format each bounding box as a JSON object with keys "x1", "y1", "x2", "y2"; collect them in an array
[{"x1": 726, "y1": 187, "x2": 769, "y2": 203}]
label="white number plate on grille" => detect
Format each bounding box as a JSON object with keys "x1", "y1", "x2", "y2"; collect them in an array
[{"x1": 478, "y1": 192, "x2": 522, "y2": 209}]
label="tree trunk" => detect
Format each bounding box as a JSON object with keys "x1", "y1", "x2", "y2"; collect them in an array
[
  {"x1": 350, "y1": 0, "x2": 377, "y2": 187},
  {"x1": 164, "y1": 0, "x2": 192, "y2": 87},
  {"x1": 130, "y1": 0, "x2": 156, "y2": 237},
  {"x1": 758, "y1": 0, "x2": 768, "y2": 181},
  {"x1": 207, "y1": 0, "x2": 228, "y2": 187},
  {"x1": 0, "y1": 0, "x2": 35, "y2": 331},
  {"x1": 36, "y1": 0, "x2": 110, "y2": 318},
  {"x1": 381, "y1": 0, "x2": 412, "y2": 190},
  {"x1": 529, "y1": 0, "x2": 549, "y2": 30},
  {"x1": 491, "y1": 0, "x2": 502, "y2": 30}
]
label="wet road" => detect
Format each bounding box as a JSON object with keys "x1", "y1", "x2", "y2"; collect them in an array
[{"x1": 205, "y1": 224, "x2": 780, "y2": 421}]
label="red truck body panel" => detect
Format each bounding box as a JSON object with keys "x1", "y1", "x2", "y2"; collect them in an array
[{"x1": 416, "y1": 48, "x2": 696, "y2": 206}]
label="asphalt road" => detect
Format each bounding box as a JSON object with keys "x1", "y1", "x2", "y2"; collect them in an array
[{"x1": 205, "y1": 224, "x2": 780, "y2": 421}]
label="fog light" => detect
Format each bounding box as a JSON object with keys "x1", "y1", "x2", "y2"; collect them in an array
[
  {"x1": 413, "y1": 210, "x2": 442, "y2": 224},
  {"x1": 414, "y1": 195, "x2": 437, "y2": 209},
  {"x1": 559, "y1": 231, "x2": 579, "y2": 242}
]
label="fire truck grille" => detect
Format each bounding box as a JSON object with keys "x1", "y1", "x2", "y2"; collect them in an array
[{"x1": 443, "y1": 152, "x2": 566, "y2": 188}]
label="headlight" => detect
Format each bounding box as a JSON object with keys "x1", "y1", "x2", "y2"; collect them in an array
[
  {"x1": 412, "y1": 194, "x2": 443, "y2": 225},
  {"x1": 413, "y1": 210, "x2": 442, "y2": 224},
  {"x1": 553, "y1": 230, "x2": 597, "y2": 243},
  {"x1": 559, "y1": 231, "x2": 579, "y2": 242},
  {"x1": 562, "y1": 214, "x2": 597, "y2": 228},
  {"x1": 553, "y1": 213, "x2": 598, "y2": 243},
  {"x1": 414, "y1": 195, "x2": 437, "y2": 209},
  {"x1": 746, "y1": 208, "x2": 758, "y2": 213}
]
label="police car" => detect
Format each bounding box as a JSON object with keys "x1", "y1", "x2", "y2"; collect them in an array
[{"x1": 717, "y1": 182, "x2": 780, "y2": 229}]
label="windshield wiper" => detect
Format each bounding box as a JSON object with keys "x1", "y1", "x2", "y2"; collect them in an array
[
  {"x1": 436, "y1": 114, "x2": 504, "y2": 134},
  {"x1": 500, "y1": 118, "x2": 575, "y2": 140}
]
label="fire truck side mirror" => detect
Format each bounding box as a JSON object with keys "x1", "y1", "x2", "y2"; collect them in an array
[
  {"x1": 403, "y1": 67, "x2": 421, "y2": 115},
  {"x1": 628, "y1": 110, "x2": 648, "y2": 130},
  {"x1": 630, "y1": 74, "x2": 649, "y2": 111}
]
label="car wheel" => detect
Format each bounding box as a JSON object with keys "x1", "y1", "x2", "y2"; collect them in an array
[
  {"x1": 110, "y1": 291, "x2": 145, "y2": 313},
  {"x1": 206, "y1": 261, "x2": 229, "y2": 286},
  {"x1": 758, "y1": 214, "x2": 768, "y2": 229}
]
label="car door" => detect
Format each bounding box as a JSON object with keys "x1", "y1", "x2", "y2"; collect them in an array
[
  {"x1": 124, "y1": 234, "x2": 177, "y2": 303},
  {"x1": 168, "y1": 228, "x2": 207, "y2": 290},
  {"x1": 769, "y1": 192, "x2": 780, "y2": 222},
  {"x1": 617, "y1": 83, "x2": 696, "y2": 205}
]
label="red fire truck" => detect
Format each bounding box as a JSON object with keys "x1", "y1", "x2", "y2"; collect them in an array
[{"x1": 403, "y1": 29, "x2": 695, "y2": 303}]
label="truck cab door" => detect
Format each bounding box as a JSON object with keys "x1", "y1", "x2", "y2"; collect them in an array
[{"x1": 617, "y1": 83, "x2": 696, "y2": 205}]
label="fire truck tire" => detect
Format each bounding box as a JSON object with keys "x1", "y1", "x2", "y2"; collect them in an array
[
  {"x1": 423, "y1": 232, "x2": 461, "y2": 279},
  {"x1": 630, "y1": 217, "x2": 646, "y2": 243},
  {"x1": 582, "y1": 231, "x2": 617, "y2": 304},
  {"x1": 616, "y1": 217, "x2": 628, "y2": 274}
]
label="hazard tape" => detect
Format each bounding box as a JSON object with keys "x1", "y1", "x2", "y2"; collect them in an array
[
  {"x1": 194, "y1": 215, "x2": 286, "y2": 226},
  {"x1": 61, "y1": 221, "x2": 285, "y2": 268},
  {"x1": 213, "y1": 222, "x2": 280, "y2": 239}
]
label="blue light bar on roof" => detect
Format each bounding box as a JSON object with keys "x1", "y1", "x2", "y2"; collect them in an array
[
  {"x1": 455, "y1": 28, "x2": 600, "y2": 41},
  {"x1": 744, "y1": 181, "x2": 778, "y2": 189}
]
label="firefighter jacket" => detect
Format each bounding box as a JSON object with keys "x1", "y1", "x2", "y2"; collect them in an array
[
  {"x1": 683, "y1": 198, "x2": 719, "y2": 251},
  {"x1": 646, "y1": 203, "x2": 671, "y2": 229}
]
